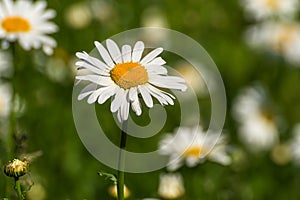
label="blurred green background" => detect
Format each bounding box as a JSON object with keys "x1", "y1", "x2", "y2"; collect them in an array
[{"x1": 1, "y1": 0, "x2": 300, "y2": 199}]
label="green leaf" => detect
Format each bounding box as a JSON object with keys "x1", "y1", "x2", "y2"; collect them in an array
[{"x1": 98, "y1": 171, "x2": 117, "y2": 184}]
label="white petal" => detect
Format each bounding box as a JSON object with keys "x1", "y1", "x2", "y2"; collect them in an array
[
  {"x1": 132, "y1": 41, "x2": 144, "y2": 62},
  {"x1": 149, "y1": 75, "x2": 187, "y2": 91},
  {"x1": 128, "y1": 87, "x2": 138, "y2": 101},
  {"x1": 131, "y1": 98, "x2": 142, "y2": 116},
  {"x1": 146, "y1": 83, "x2": 174, "y2": 105},
  {"x1": 76, "y1": 75, "x2": 113, "y2": 86},
  {"x1": 77, "y1": 51, "x2": 111, "y2": 71},
  {"x1": 120, "y1": 97, "x2": 130, "y2": 121},
  {"x1": 122, "y1": 45, "x2": 132, "y2": 63},
  {"x1": 106, "y1": 39, "x2": 122, "y2": 64},
  {"x1": 138, "y1": 85, "x2": 153, "y2": 108},
  {"x1": 146, "y1": 57, "x2": 166, "y2": 66},
  {"x1": 75, "y1": 61, "x2": 106, "y2": 75},
  {"x1": 145, "y1": 65, "x2": 168, "y2": 75},
  {"x1": 87, "y1": 88, "x2": 103, "y2": 104},
  {"x1": 78, "y1": 84, "x2": 97, "y2": 100},
  {"x1": 140, "y1": 48, "x2": 163, "y2": 65},
  {"x1": 97, "y1": 85, "x2": 117, "y2": 104},
  {"x1": 94, "y1": 41, "x2": 115, "y2": 68},
  {"x1": 111, "y1": 88, "x2": 125, "y2": 112}
]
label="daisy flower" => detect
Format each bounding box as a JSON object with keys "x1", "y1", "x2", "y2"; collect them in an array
[
  {"x1": 158, "y1": 126, "x2": 231, "y2": 171},
  {"x1": 0, "y1": 0, "x2": 58, "y2": 55},
  {"x1": 158, "y1": 173, "x2": 185, "y2": 200},
  {"x1": 232, "y1": 86, "x2": 279, "y2": 152},
  {"x1": 75, "y1": 39, "x2": 187, "y2": 122},
  {"x1": 246, "y1": 22, "x2": 300, "y2": 65},
  {"x1": 241, "y1": 0, "x2": 299, "y2": 20}
]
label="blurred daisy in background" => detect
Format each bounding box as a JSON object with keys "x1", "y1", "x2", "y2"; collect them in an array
[
  {"x1": 108, "y1": 184, "x2": 130, "y2": 199},
  {"x1": 0, "y1": 50, "x2": 13, "y2": 77},
  {"x1": 76, "y1": 39, "x2": 187, "y2": 122},
  {"x1": 289, "y1": 124, "x2": 300, "y2": 165},
  {"x1": 232, "y1": 86, "x2": 279, "y2": 152},
  {"x1": 158, "y1": 125, "x2": 231, "y2": 171},
  {"x1": 241, "y1": 0, "x2": 299, "y2": 20},
  {"x1": 0, "y1": 83, "x2": 12, "y2": 117},
  {"x1": 0, "y1": 0, "x2": 58, "y2": 55},
  {"x1": 246, "y1": 22, "x2": 300, "y2": 66},
  {"x1": 158, "y1": 173, "x2": 185, "y2": 200},
  {"x1": 64, "y1": 1, "x2": 92, "y2": 29}
]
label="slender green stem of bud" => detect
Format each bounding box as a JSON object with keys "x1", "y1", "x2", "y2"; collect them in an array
[
  {"x1": 117, "y1": 121, "x2": 128, "y2": 200},
  {"x1": 14, "y1": 178, "x2": 24, "y2": 200}
]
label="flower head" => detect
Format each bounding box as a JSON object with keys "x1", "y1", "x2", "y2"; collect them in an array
[
  {"x1": 158, "y1": 173, "x2": 185, "y2": 200},
  {"x1": 241, "y1": 0, "x2": 299, "y2": 20},
  {"x1": 158, "y1": 126, "x2": 231, "y2": 171},
  {"x1": 76, "y1": 39, "x2": 187, "y2": 122},
  {"x1": 232, "y1": 86, "x2": 279, "y2": 152},
  {"x1": 4, "y1": 158, "x2": 29, "y2": 178},
  {"x1": 246, "y1": 22, "x2": 300, "y2": 66},
  {"x1": 0, "y1": 0, "x2": 58, "y2": 55}
]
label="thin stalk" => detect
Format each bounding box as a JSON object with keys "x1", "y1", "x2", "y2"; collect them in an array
[
  {"x1": 14, "y1": 178, "x2": 24, "y2": 200},
  {"x1": 117, "y1": 121, "x2": 128, "y2": 200},
  {"x1": 7, "y1": 42, "x2": 17, "y2": 159}
]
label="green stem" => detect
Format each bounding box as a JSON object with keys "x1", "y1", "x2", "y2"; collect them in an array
[
  {"x1": 117, "y1": 121, "x2": 128, "y2": 200},
  {"x1": 14, "y1": 178, "x2": 24, "y2": 200},
  {"x1": 7, "y1": 42, "x2": 17, "y2": 159}
]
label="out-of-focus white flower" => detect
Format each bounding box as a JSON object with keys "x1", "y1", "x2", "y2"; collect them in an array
[
  {"x1": 76, "y1": 39, "x2": 187, "y2": 122},
  {"x1": 246, "y1": 21, "x2": 300, "y2": 66},
  {"x1": 140, "y1": 6, "x2": 169, "y2": 44},
  {"x1": 289, "y1": 124, "x2": 300, "y2": 165},
  {"x1": 0, "y1": 50, "x2": 13, "y2": 77},
  {"x1": 232, "y1": 86, "x2": 279, "y2": 152},
  {"x1": 108, "y1": 184, "x2": 130, "y2": 199},
  {"x1": 159, "y1": 125, "x2": 231, "y2": 171},
  {"x1": 0, "y1": 0, "x2": 58, "y2": 55},
  {"x1": 90, "y1": 0, "x2": 115, "y2": 23},
  {"x1": 158, "y1": 173, "x2": 185, "y2": 200},
  {"x1": 0, "y1": 83, "x2": 12, "y2": 117},
  {"x1": 174, "y1": 61, "x2": 207, "y2": 97},
  {"x1": 64, "y1": 2, "x2": 92, "y2": 29},
  {"x1": 241, "y1": 0, "x2": 299, "y2": 20},
  {"x1": 271, "y1": 143, "x2": 291, "y2": 165}
]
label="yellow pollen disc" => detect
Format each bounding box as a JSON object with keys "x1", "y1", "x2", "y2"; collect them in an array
[
  {"x1": 110, "y1": 62, "x2": 148, "y2": 89},
  {"x1": 265, "y1": 0, "x2": 280, "y2": 10},
  {"x1": 183, "y1": 146, "x2": 203, "y2": 158},
  {"x1": 2, "y1": 16, "x2": 31, "y2": 33}
]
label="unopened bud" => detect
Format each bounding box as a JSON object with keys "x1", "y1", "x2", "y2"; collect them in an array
[{"x1": 4, "y1": 159, "x2": 29, "y2": 178}]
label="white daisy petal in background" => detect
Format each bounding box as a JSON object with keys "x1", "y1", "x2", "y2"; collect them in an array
[
  {"x1": 0, "y1": 50, "x2": 13, "y2": 77},
  {"x1": 289, "y1": 124, "x2": 300, "y2": 165},
  {"x1": 232, "y1": 86, "x2": 279, "y2": 152},
  {"x1": 158, "y1": 173, "x2": 185, "y2": 200},
  {"x1": 246, "y1": 21, "x2": 300, "y2": 66},
  {"x1": 158, "y1": 125, "x2": 231, "y2": 171},
  {"x1": 75, "y1": 39, "x2": 187, "y2": 122},
  {"x1": 0, "y1": 0, "x2": 58, "y2": 55},
  {"x1": 0, "y1": 83, "x2": 12, "y2": 117},
  {"x1": 241, "y1": 0, "x2": 299, "y2": 20}
]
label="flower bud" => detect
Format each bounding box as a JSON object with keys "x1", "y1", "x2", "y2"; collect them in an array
[{"x1": 4, "y1": 159, "x2": 29, "y2": 178}]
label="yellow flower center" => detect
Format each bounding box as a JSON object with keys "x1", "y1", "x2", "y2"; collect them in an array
[
  {"x1": 273, "y1": 25, "x2": 296, "y2": 53},
  {"x1": 183, "y1": 146, "x2": 203, "y2": 158},
  {"x1": 2, "y1": 16, "x2": 31, "y2": 33},
  {"x1": 265, "y1": 0, "x2": 280, "y2": 10},
  {"x1": 110, "y1": 62, "x2": 148, "y2": 89}
]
